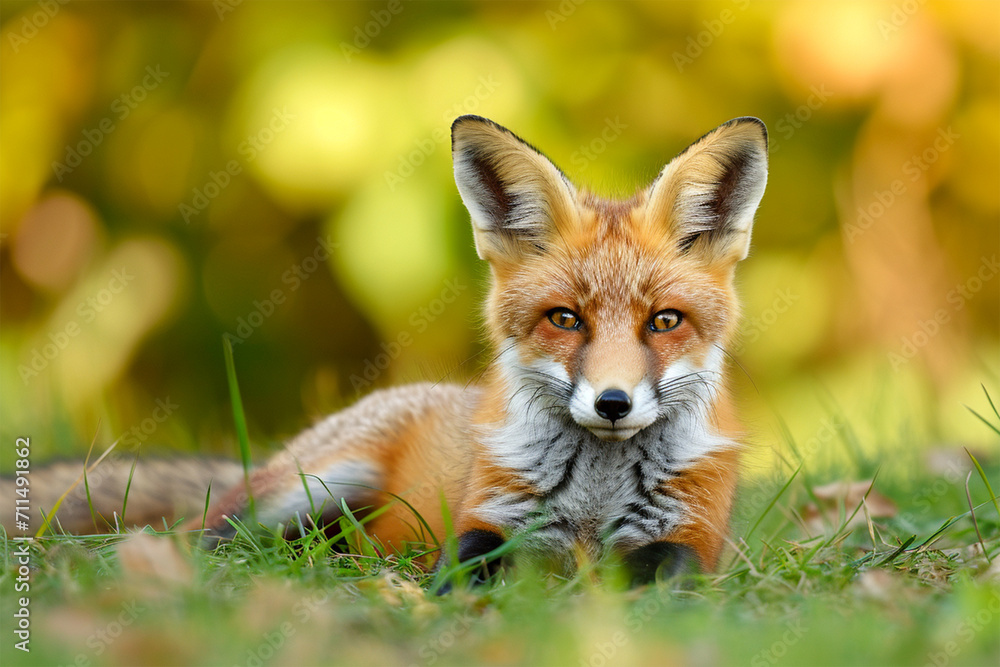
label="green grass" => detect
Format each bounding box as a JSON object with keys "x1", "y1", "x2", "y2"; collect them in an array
[{"x1": 3, "y1": 394, "x2": 999, "y2": 667}]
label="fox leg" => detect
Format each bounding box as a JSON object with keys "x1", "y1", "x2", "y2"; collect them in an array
[
  {"x1": 435, "y1": 457, "x2": 540, "y2": 590},
  {"x1": 433, "y1": 519, "x2": 506, "y2": 594},
  {"x1": 454, "y1": 522, "x2": 507, "y2": 580},
  {"x1": 622, "y1": 542, "x2": 695, "y2": 584},
  {"x1": 621, "y1": 448, "x2": 739, "y2": 582}
]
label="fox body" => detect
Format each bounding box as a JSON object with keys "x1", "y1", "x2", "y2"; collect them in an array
[{"x1": 5, "y1": 115, "x2": 767, "y2": 582}]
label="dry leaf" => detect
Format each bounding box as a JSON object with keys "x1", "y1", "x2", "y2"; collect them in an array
[
  {"x1": 978, "y1": 557, "x2": 1000, "y2": 584},
  {"x1": 801, "y1": 479, "x2": 897, "y2": 532},
  {"x1": 373, "y1": 572, "x2": 429, "y2": 604},
  {"x1": 116, "y1": 532, "x2": 193, "y2": 587},
  {"x1": 924, "y1": 448, "x2": 977, "y2": 477},
  {"x1": 856, "y1": 568, "x2": 895, "y2": 600}
]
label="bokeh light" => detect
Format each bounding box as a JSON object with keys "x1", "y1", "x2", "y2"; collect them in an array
[{"x1": 0, "y1": 0, "x2": 996, "y2": 471}]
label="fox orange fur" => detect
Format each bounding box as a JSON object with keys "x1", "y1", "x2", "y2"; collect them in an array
[{"x1": 4, "y1": 115, "x2": 768, "y2": 584}]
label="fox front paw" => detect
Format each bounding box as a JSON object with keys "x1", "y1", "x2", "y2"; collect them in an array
[
  {"x1": 622, "y1": 542, "x2": 695, "y2": 585},
  {"x1": 435, "y1": 528, "x2": 506, "y2": 594}
]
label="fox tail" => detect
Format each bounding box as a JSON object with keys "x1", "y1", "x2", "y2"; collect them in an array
[{"x1": 1, "y1": 456, "x2": 244, "y2": 535}]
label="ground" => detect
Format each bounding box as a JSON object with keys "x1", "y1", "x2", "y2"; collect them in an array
[{"x1": 2, "y1": 396, "x2": 998, "y2": 667}]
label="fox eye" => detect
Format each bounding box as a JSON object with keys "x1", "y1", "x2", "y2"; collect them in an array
[
  {"x1": 547, "y1": 308, "x2": 582, "y2": 331},
  {"x1": 649, "y1": 309, "x2": 682, "y2": 332}
]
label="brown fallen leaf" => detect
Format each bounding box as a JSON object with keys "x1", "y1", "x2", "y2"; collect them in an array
[
  {"x1": 979, "y1": 556, "x2": 1000, "y2": 584},
  {"x1": 367, "y1": 572, "x2": 439, "y2": 618},
  {"x1": 924, "y1": 447, "x2": 981, "y2": 477},
  {"x1": 116, "y1": 531, "x2": 193, "y2": 588},
  {"x1": 800, "y1": 479, "x2": 898, "y2": 532},
  {"x1": 856, "y1": 568, "x2": 896, "y2": 600}
]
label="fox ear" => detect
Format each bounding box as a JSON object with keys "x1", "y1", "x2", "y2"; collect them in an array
[
  {"x1": 452, "y1": 115, "x2": 578, "y2": 263},
  {"x1": 646, "y1": 117, "x2": 768, "y2": 264}
]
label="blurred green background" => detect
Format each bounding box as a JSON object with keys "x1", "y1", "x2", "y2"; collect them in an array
[{"x1": 1, "y1": 0, "x2": 997, "y2": 471}]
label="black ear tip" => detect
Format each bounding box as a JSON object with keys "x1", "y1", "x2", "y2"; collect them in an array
[
  {"x1": 729, "y1": 116, "x2": 768, "y2": 145},
  {"x1": 453, "y1": 114, "x2": 491, "y2": 126},
  {"x1": 451, "y1": 114, "x2": 496, "y2": 137}
]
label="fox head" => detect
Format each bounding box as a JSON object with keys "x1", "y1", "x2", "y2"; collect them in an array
[{"x1": 452, "y1": 115, "x2": 767, "y2": 442}]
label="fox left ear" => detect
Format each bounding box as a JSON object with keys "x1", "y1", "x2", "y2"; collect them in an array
[
  {"x1": 452, "y1": 115, "x2": 578, "y2": 265},
  {"x1": 645, "y1": 117, "x2": 768, "y2": 264}
]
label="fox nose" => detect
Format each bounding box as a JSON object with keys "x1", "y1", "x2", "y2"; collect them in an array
[{"x1": 594, "y1": 389, "x2": 632, "y2": 424}]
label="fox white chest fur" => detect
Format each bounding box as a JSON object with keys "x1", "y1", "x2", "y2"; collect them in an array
[{"x1": 471, "y1": 340, "x2": 735, "y2": 570}]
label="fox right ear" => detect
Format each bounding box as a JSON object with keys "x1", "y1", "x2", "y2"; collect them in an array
[
  {"x1": 452, "y1": 116, "x2": 578, "y2": 264},
  {"x1": 645, "y1": 117, "x2": 768, "y2": 265}
]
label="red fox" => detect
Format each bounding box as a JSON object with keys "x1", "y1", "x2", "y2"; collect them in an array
[{"x1": 5, "y1": 115, "x2": 768, "y2": 583}]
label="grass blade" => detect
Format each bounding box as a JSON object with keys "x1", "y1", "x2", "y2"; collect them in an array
[
  {"x1": 296, "y1": 463, "x2": 317, "y2": 516},
  {"x1": 744, "y1": 466, "x2": 801, "y2": 546},
  {"x1": 817, "y1": 388, "x2": 866, "y2": 471},
  {"x1": 912, "y1": 515, "x2": 964, "y2": 551},
  {"x1": 965, "y1": 405, "x2": 1000, "y2": 437},
  {"x1": 775, "y1": 416, "x2": 804, "y2": 464},
  {"x1": 223, "y1": 337, "x2": 256, "y2": 521},
  {"x1": 983, "y1": 384, "x2": 999, "y2": 421},
  {"x1": 83, "y1": 466, "x2": 97, "y2": 531},
  {"x1": 200, "y1": 480, "x2": 214, "y2": 531},
  {"x1": 301, "y1": 473, "x2": 441, "y2": 547},
  {"x1": 223, "y1": 515, "x2": 263, "y2": 553},
  {"x1": 430, "y1": 491, "x2": 462, "y2": 594},
  {"x1": 964, "y1": 471, "x2": 991, "y2": 564},
  {"x1": 440, "y1": 488, "x2": 459, "y2": 564},
  {"x1": 964, "y1": 447, "x2": 1000, "y2": 520},
  {"x1": 36, "y1": 429, "x2": 119, "y2": 538},
  {"x1": 873, "y1": 535, "x2": 916, "y2": 567},
  {"x1": 821, "y1": 469, "x2": 882, "y2": 550},
  {"x1": 119, "y1": 451, "x2": 140, "y2": 527},
  {"x1": 338, "y1": 499, "x2": 382, "y2": 558}
]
